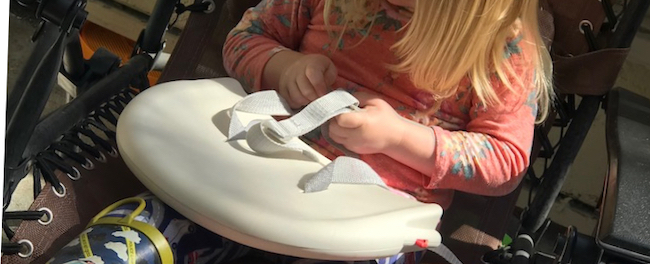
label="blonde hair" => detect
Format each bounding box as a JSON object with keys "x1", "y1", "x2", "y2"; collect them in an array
[{"x1": 324, "y1": 0, "x2": 553, "y2": 123}]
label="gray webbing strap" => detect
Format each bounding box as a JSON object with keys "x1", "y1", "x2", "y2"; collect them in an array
[
  {"x1": 225, "y1": 89, "x2": 464, "y2": 264},
  {"x1": 228, "y1": 89, "x2": 359, "y2": 141},
  {"x1": 227, "y1": 90, "x2": 293, "y2": 141},
  {"x1": 227, "y1": 89, "x2": 358, "y2": 160},
  {"x1": 264, "y1": 90, "x2": 360, "y2": 141},
  {"x1": 303, "y1": 156, "x2": 388, "y2": 193},
  {"x1": 226, "y1": 90, "x2": 385, "y2": 192},
  {"x1": 428, "y1": 244, "x2": 463, "y2": 264}
]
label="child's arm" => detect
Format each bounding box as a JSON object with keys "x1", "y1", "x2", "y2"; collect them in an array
[
  {"x1": 223, "y1": 0, "x2": 336, "y2": 108},
  {"x1": 425, "y1": 86, "x2": 536, "y2": 196},
  {"x1": 223, "y1": 0, "x2": 313, "y2": 92},
  {"x1": 331, "y1": 60, "x2": 537, "y2": 197}
]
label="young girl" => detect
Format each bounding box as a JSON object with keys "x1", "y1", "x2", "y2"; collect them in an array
[{"x1": 223, "y1": 0, "x2": 552, "y2": 263}]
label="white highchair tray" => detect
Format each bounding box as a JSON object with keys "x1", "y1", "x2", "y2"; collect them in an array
[{"x1": 116, "y1": 78, "x2": 443, "y2": 260}]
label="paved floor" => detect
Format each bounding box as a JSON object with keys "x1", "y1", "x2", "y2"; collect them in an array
[{"x1": 5, "y1": 0, "x2": 650, "y2": 253}]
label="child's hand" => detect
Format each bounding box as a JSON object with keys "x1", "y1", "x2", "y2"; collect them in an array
[
  {"x1": 328, "y1": 96, "x2": 406, "y2": 154},
  {"x1": 278, "y1": 54, "x2": 338, "y2": 109}
]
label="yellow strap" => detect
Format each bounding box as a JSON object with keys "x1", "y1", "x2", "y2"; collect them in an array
[
  {"x1": 121, "y1": 226, "x2": 138, "y2": 264},
  {"x1": 87, "y1": 197, "x2": 173, "y2": 264},
  {"x1": 79, "y1": 232, "x2": 94, "y2": 258},
  {"x1": 89, "y1": 218, "x2": 173, "y2": 264}
]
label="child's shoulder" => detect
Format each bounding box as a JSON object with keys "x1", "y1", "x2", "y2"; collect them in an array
[
  {"x1": 491, "y1": 19, "x2": 539, "y2": 95},
  {"x1": 503, "y1": 18, "x2": 538, "y2": 72}
]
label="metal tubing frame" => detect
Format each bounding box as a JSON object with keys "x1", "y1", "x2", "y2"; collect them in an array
[
  {"x1": 25, "y1": 54, "x2": 153, "y2": 157},
  {"x1": 608, "y1": 0, "x2": 650, "y2": 48},
  {"x1": 139, "y1": 0, "x2": 179, "y2": 54},
  {"x1": 4, "y1": 0, "x2": 173, "y2": 206},
  {"x1": 5, "y1": 22, "x2": 69, "y2": 172},
  {"x1": 522, "y1": 96, "x2": 602, "y2": 232},
  {"x1": 520, "y1": 0, "x2": 650, "y2": 241},
  {"x1": 62, "y1": 29, "x2": 86, "y2": 80}
]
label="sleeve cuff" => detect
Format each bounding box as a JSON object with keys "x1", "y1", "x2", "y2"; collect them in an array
[{"x1": 426, "y1": 125, "x2": 449, "y2": 189}]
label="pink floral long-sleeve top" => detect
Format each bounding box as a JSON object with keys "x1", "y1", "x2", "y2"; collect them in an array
[{"x1": 223, "y1": 0, "x2": 538, "y2": 209}]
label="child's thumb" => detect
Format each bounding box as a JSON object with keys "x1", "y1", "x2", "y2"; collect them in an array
[{"x1": 335, "y1": 111, "x2": 364, "y2": 129}]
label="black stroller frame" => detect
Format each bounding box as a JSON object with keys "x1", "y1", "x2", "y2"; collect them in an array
[
  {"x1": 4, "y1": 0, "x2": 173, "y2": 205},
  {"x1": 3, "y1": 0, "x2": 649, "y2": 263},
  {"x1": 3, "y1": 0, "x2": 188, "y2": 256}
]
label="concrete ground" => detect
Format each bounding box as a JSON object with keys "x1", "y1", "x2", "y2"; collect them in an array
[{"x1": 4, "y1": 0, "x2": 650, "y2": 255}]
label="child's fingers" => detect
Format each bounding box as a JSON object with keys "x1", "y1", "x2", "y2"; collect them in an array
[
  {"x1": 334, "y1": 112, "x2": 364, "y2": 129},
  {"x1": 305, "y1": 73, "x2": 327, "y2": 98},
  {"x1": 324, "y1": 63, "x2": 338, "y2": 87},
  {"x1": 328, "y1": 120, "x2": 351, "y2": 143},
  {"x1": 278, "y1": 84, "x2": 295, "y2": 108},
  {"x1": 287, "y1": 81, "x2": 310, "y2": 108},
  {"x1": 305, "y1": 63, "x2": 329, "y2": 97},
  {"x1": 297, "y1": 73, "x2": 319, "y2": 101},
  {"x1": 327, "y1": 128, "x2": 347, "y2": 144}
]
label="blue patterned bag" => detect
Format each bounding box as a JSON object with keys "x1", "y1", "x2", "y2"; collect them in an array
[{"x1": 46, "y1": 193, "x2": 250, "y2": 264}]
